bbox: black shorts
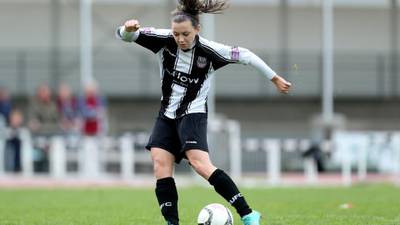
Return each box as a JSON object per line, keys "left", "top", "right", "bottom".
{"left": 145, "top": 112, "right": 209, "bottom": 163}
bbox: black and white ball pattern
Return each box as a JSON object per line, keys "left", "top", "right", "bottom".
{"left": 197, "top": 203, "right": 234, "bottom": 225}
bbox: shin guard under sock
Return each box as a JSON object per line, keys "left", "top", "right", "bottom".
{"left": 155, "top": 177, "right": 179, "bottom": 224}
{"left": 208, "top": 169, "right": 252, "bottom": 217}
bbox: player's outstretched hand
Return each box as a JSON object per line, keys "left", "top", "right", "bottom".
{"left": 271, "top": 75, "right": 292, "bottom": 94}
{"left": 124, "top": 19, "right": 141, "bottom": 32}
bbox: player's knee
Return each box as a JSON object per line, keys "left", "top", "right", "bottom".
{"left": 189, "top": 158, "right": 208, "bottom": 174}
{"left": 152, "top": 157, "right": 170, "bottom": 173}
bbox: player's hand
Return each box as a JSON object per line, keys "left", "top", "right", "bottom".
{"left": 124, "top": 19, "right": 141, "bottom": 32}
{"left": 271, "top": 75, "right": 292, "bottom": 94}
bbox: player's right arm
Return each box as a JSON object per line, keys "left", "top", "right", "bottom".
{"left": 116, "top": 19, "right": 172, "bottom": 54}
{"left": 116, "top": 19, "right": 140, "bottom": 42}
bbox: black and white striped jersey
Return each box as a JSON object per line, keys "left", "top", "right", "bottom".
{"left": 117, "top": 26, "right": 276, "bottom": 119}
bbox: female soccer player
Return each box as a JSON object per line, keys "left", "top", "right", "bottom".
{"left": 116, "top": 0, "right": 291, "bottom": 224}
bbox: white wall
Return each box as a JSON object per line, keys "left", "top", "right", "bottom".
{"left": 0, "top": 2, "right": 394, "bottom": 51}
{"left": 0, "top": 3, "right": 51, "bottom": 48}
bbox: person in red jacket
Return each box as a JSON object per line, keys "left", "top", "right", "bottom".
{"left": 78, "top": 82, "right": 107, "bottom": 137}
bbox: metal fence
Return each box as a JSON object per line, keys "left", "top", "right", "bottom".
{"left": 2, "top": 128, "right": 399, "bottom": 186}
{"left": 0, "top": 48, "right": 398, "bottom": 98}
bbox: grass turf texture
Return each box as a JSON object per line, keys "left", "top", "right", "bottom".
{"left": 0, "top": 184, "right": 399, "bottom": 225}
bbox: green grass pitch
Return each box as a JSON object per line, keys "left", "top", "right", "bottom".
{"left": 0, "top": 184, "right": 399, "bottom": 225}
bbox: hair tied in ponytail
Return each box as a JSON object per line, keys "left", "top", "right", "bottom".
{"left": 173, "top": 0, "right": 229, "bottom": 27}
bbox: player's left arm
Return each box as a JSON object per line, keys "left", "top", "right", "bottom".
{"left": 201, "top": 38, "right": 291, "bottom": 94}
{"left": 241, "top": 48, "right": 292, "bottom": 94}
{"left": 233, "top": 47, "right": 292, "bottom": 94}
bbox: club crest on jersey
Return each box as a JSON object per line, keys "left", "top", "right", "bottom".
{"left": 196, "top": 56, "right": 208, "bottom": 68}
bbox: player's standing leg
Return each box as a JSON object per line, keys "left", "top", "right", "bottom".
{"left": 186, "top": 150, "right": 261, "bottom": 225}
{"left": 151, "top": 148, "right": 179, "bottom": 225}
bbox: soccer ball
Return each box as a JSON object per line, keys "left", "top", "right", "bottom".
{"left": 197, "top": 203, "right": 234, "bottom": 225}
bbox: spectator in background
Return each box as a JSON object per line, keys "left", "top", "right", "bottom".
{"left": 79, "top": 81, "right": 107, "bottom": 137}
{"left": 29, "top": 84, "right": 60, "bottom": 135}
{"left": 4, "top": 109, "right": 24, "bottom": 172}
{"left": 57, "top": 83, "right": 79, "bottom": 136}
{"left": 28, "top": 84, "right": 60, "bottom": 172}
{"left": 0, "top": 87, "right": 12, "bottom": 125}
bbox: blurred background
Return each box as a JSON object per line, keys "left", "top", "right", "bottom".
{"left": 0, "top": 0, "right": 399, "bottom": 186}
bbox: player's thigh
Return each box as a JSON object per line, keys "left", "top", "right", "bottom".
{"left": 178, "top": 113, "right": 209, "bottom": 152}
{"left": 146, "top": 114, "right": 181, "bottom": 159}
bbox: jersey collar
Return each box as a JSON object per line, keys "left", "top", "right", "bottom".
{"left": 181, "top": 35, "right": 200, "bottom": 52}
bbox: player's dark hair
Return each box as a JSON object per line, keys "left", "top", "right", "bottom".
{"left": 172, "top": 0, "right": 229, "bottom": 27}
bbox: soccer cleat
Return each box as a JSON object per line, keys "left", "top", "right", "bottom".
{"left": 241, "top": 210, "right": 261, "bottom": 225}
{"left": 167, "top": 221, "right": 177, "bottom": 225}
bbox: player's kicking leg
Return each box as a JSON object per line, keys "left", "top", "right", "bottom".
{"left": 186, "top": 150, "right": 262, "bottom": 225}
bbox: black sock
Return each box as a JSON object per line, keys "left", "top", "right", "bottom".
{"left": 155, "top": 177, "right": 179, "bottom": 225}
{"left": 208, "top": 169, "right": 252, "bottom": 217}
